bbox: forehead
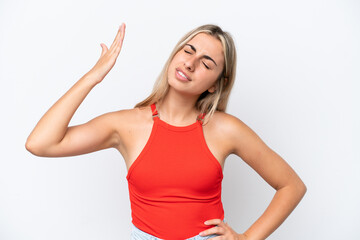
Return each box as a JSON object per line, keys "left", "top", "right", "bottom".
{"left": 186, "top": 33, "right": 224, "bottom": 63}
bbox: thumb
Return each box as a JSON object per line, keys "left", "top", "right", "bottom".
{"left": 100, "top": 43, "right": 108, "bottom": 57}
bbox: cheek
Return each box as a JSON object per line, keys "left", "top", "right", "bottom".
{"left": 170, "top": 53, "right": 182, "bottom": 65}
{"left": 199, "top": 70, "right": 219, "bottom": 84}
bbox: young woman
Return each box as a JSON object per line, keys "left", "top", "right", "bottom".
{"left": 26, "top": 23, "right": 307, "bottom": 240}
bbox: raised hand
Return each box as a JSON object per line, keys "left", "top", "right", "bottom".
{"left": 87, "top": 23, "right": 126, "bottom": 84}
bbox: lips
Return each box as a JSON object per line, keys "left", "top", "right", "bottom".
{"left": 175, "top": 68, "right": 191, "bottom": 81}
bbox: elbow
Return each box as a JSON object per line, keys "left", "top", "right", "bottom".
{"left": 25, "top": 140, "right": 37, "bottom": 155}
{"left": 25, "top": 137, "right": 33, "bottom": 152}
{"left": 300, "top": 180, "right": 307, "bottom": 197}
{"left": 25, "top": 139, "right": 44, "bottom": 156}
{"left": 279, "top": 177, "right": 307, "bottom": 199}
{"left": 294, "top": 178, "right": 307, "bottom": 200}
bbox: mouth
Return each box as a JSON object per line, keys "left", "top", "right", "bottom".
{"left": 175, "top": 68, "right": 191, "bottom": 81}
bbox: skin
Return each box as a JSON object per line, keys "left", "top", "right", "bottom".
{"left": 25, "top": 23, "right": 306, "bottom": 240}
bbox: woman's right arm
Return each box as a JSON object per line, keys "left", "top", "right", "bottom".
{"left": 25, "top": 23, "right": 126, "bottom": 157}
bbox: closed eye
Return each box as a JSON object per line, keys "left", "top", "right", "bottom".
{"left": 202, "top": 62, "right": 210, "bottom": 69}
{"left": 184, "top": 47, "right": 210, "bottom": 69}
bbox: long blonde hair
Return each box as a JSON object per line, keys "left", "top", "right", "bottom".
{"left": 134, "top": 24, "right": 237, "bottom": 124}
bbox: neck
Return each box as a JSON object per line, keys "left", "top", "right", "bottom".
{"left": 157, "top": 88, "right": 200, "bottom": 125}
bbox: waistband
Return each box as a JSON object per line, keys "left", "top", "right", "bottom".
{"left": 130, "top": 218, "right": 226, "bottom": 240}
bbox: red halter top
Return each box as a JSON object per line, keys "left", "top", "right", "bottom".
{"left": 126, "top": 103, "right": 224, "bottom": 239}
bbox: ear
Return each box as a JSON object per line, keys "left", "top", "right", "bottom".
{"left": 208, "top": 85, "right": 216, "bottom": 93}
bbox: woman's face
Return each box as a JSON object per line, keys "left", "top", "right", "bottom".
{"left": 167, "top": 33, "right": 224, "bottom": 96}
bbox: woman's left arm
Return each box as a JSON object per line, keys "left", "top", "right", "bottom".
{"left": 200, "top": 114, "right": 307, "bottom": 240}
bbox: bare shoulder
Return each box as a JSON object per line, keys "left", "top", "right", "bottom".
{"left": 104, "top": 105, "right": 152, "bottom": 127}
{"left": 207, "top": 111, "right": 306, "bottom": 193}
{"left": 92, "top": 106, "right": 152, "bottom": 146}
{"left": 110, "top": 105, "right": 153, "bottom": 143}
{"left": 205, "top": 111, "right": 260, "bottom": 154}
{"left": 205, "top": 111, "right": 250, "bottom": 135}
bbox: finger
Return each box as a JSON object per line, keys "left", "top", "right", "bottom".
{"left": 109, "top": 23, "right": 125, "bottom": 51}
{"left": 199, "top": 226, "right": 224, "bottom": 237}
{"left": 120, "top": 22, "right": 126, "bottom": 40}
{"left": 108, "top": 24, "right": 122, "bottom": 51}
{"left": 114, "top": 23, "right": 126, "bottom": 53}
{"left": 100, "top": 43, "right": 108, "bottom": 57}
{"left": 113, "top": 23, "right": 126, "bottom": 53}
{"left": 119, "top": 23, "right": 126, "bottom": 46}
{"left": 204, "top": 219, "right": 224, "bottom": 226}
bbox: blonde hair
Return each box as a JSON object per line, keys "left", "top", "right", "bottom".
{"left": 134, "top": 24, "right": 237, "bottom": 124}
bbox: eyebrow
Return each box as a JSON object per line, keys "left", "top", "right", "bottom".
{"left": 185, "top": 44, "right": 218, "bottom": 66}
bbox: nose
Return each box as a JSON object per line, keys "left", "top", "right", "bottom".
{"left": 184, "top": 56, "right": 195, "bottom": 72}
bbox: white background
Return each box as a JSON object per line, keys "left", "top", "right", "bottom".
{"left": 1, "top": 0, "right": 359, "bottom": 239}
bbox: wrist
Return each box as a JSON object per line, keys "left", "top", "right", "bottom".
{"left": 237, "top": 233, "right": 248, "bottom": 240}
{"left": 238, "top": 233, "right": 251, "bottom": 240}
{"left": 81, "top": 73, "right": 102, "bottom": 87}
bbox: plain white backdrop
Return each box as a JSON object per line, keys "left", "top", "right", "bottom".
{"left": 1, "top": 0, "right": 359, "bottom": 239}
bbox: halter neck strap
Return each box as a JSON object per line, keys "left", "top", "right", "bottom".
{"left": 151, "top": 103, "right": 159, "bottom": 118}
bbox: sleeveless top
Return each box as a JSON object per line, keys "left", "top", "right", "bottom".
{"left": 126, "top": 103, "right": 224, "bottom": 240}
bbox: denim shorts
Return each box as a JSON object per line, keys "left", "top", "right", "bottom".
{"left": 130, "top": 219, "right": 226, "bottom": 240}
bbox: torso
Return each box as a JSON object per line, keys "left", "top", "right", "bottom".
{"left": 113, "top": 106, "right": 234, "bottom": 173}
